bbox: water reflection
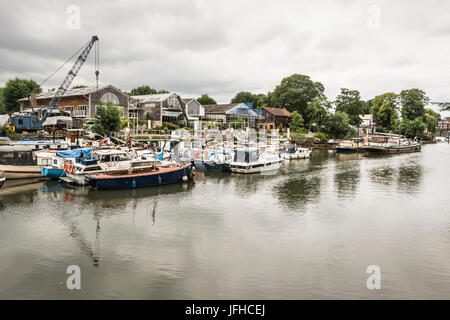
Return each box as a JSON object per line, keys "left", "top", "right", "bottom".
{"left": 370, "top": 165, "right": 395, "bottom": 186}
{"left": 334, "top": 167, "right": 360, "bottom": 199}
{"left": 397, "top": 161, "right": 423, "bottom": 193}
{"left": 276, "top": 174, "right": 322, "bottom": 209}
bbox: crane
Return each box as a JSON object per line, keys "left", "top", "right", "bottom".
{"left": 41, "top": 35, "right": 99, "bottom": 125}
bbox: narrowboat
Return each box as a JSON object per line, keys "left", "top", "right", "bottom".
{"left": 335, "top": 139, "right": 364, "bottom": 153}
{"left": 85, "top": 164, "right": 193, "bottom": 190}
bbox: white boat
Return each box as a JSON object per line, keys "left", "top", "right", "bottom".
{"left": 281, "top": 145, "right": 312, "bottom": 160}
{"left": 230, "top": 147, "right": 283, "bottom": 174}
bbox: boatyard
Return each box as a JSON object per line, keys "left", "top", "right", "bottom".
{"left": 3, "top": 1, "right": 450, "bottom": 306}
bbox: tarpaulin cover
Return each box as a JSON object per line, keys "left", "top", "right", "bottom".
{"left": 56, "top": 148, "right": 92, "bottom": 158}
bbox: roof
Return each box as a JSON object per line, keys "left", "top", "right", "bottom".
{"left": 18, "top": 85, "right": 121, "bottom": 101}
{"left": 131, "top": 93, "right": 176, "bottom": 103}
{"left": 263, "top": 107, "right": 291, "bottom": 117}
{"left": 181, "top": 98, "right": 195, "bottom": 104}
{"left": 203, "top": 103, "right": 240, "bottom": 114}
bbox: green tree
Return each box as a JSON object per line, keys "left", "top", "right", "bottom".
{"left": 93, "top": 102, "right": 122, "bottom": 135}
{"left": 72, "top": 85, "right": 88, "bottom": 89}
{"left": 197, "top": 94, "right": 217, "bottom": 105}
{"left": 270, "top": 74, "right": 325, "bottom": 123}
{"left": 398, "top": 118, "right": 426, "bottom": 139}
{"left": 278, "top": 123, "right": 284, "bottom": 134}
{"left": 306, "top": 97, "right": 331, "bottom": 132}
{"left": 400, "top": 89, "right": 429, "bottom": 121}
{"left": 324, "top": 111, "right": 354, "bottom": 139}
{"left": 130, "top": 85, "right": 169, "bottom": 96}
{"left": 289, "top": 111, "right": 305, "bottom": 133}
{"left": 230, "top": 91, "right": 267, "bottom": 108}
{"left": 335, "top": 88, "right": 365, "bottom": 126}
{"left": 3, "top": 78, "right": 42, "bottom": 113}
{"left": 0, "top": 88, "right": 5, "bottom": 114}
{"left": 423, "top": 108, "right": 440, "bottom": 135}
{"left": 371, "top": 93, "right": 399, "bottom": 132}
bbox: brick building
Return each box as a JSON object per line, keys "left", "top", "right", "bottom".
{"left": 258, "top": 107, "right": 291, "bottom": 130}
{"left": 18, "top": 85, "right": 131, "bottom": 119}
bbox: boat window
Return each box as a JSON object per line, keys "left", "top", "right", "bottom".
{"left": 83, "top": 166, "right": 102, "bottom": 172}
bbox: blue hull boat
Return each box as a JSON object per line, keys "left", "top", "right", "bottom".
{"left": 204, "top": 162, "right": 230, "bottom": 171}
{"left": 86, "top": 164, "right": 193, "bottom": 190}
{"left": 41, "top": 167, "right": 66, "bottom": 179}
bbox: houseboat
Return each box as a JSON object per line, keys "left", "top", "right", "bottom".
{"left": 0, "top": 140, "right": 69, "bottom": 179}
{"left": 335, "top": 139, "right": 364, "bottom": 153}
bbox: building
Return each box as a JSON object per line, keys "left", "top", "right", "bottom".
{"left": 18, "top": 85, "right": 131, "bottom": 119}
{"left": 131, "top": 93, "right": 187, "bottom": 128}
{"left": 202, "top": 103, "right": 262, "bottom": 128}
{"left": 181, "top": 98, "right": 205, "bottom": 127}
{"left": 360, "top": 114, "right": 376, "bottom": 134}
{"left": 438, "top": 117, "right": 450, "bottom": 132}
{"left": 258, "top": 107, "right": 291, "bottom": 130}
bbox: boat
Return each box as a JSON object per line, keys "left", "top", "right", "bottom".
{"left": 335, "top": 139, "right": 364, "bottom": 153}
{"left": 85, "top": 164, "right": 193, "bottom": 190}
{"left": 230, "top": 147, "right": 283, "bottom": 174}
{"left": 362, "top": 139, "right": 421, "bottom": 154}
{"left": 0, "top": 172, "right": 5, "bottom": 189}
{"left": 0, "top": 140, "right": 69, "bottom": 179}
{"left": 40, "top": 148, "right": 92, "bottom": 179}
{"left": 281, "top": 145, "right": 312, "bottom": 159}
{"left": 204, "top": 150, "right": 233, "bottom": 171}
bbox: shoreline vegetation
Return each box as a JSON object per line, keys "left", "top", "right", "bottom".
{"left": 0, "top": 74, "right": 446, "bottom": 142}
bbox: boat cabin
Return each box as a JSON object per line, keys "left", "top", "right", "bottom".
{"left": 233, "top": 148, "right": 259, "bottom": 163}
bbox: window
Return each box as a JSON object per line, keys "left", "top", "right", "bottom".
{"left": 74, "top": 105, "right": 87, "bottom": 117}
{"left": 18, "top": 119, "right": 23, "bottom": 125}
{"left": 100, "top": 92, "right": 120, "bottom": 105}
{"left": 64, "top": 105, "right": 74, "bottom": 112}
{"left": 145, "top": 103, "right": 156, "bottom": 108}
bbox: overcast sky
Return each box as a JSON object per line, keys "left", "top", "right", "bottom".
{"left": 1, "top": 0, "right": 450, "bottom": 115}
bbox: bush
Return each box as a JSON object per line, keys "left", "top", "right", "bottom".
{"left": 314, "top": 132, "right": 328, "bottom": 142}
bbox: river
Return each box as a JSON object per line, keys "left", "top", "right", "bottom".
{"left": 0, "top": 143, "right": 449, "bottom": 299}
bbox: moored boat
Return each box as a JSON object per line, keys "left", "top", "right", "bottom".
{"left": 362, "top": 140, "right": 421, "bottom": 154}
{"left": 230, "top": 148, "right": 283, "bottom": 174}
{"left": 0, "top": 177, "right": 5, "bottom": 189}
{"left": 204, "top": 150, "right": 232, "bottom": 171}
{"left": 85, "top": 164, "right": 193, "bottom": 190}
{"left": 281, "top": 145, "right": 312, "bottom": 159}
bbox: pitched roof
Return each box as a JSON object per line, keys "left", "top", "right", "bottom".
{"left": 181, "top": 98, "right": 195, "bottom": 104}
{"left": 263, "top": 107, "right": 291, "bottom": 117}
{"left": 203, "top": 103, "right": 239, "bottom": 114}
{"left": 131, "top": 93, "right": 176, "bottom": 103}
{"left": 17, "top": 85, "right": 118, "bottom": 101}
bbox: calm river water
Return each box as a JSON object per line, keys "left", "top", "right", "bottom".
{"left": 0, "top": 143, "right": 449, "bottom": 299}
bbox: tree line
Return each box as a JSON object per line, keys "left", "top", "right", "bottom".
{"left": 0, "top": 74, "right": 443, "bottom": 139}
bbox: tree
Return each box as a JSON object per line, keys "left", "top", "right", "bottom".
{"left": 335, "top": 88, "right": 365, "bottom": 126}
{"left": 0, "top": 88, "right": 5, "bottom": 114}
{"left": 130, "top": 85, "right": 169, "bottom": 96}
{"left": 324, "top": 111, "right": 354, "bottom": 139}
{"left": 3, "top": 78, "right": 42, "bottom": 113}
{"left": 72, "top": 85, "right": 88, "bottom": 89}
{"left": 398, "top": 118, "right": 426, "bottom": 139}
{"left": 305, "top": 97, "right": 331, "bottom": 132}
{"left": 270, "top": 74, "right": 325, "bottom": 123}
{"left": 400, "top": 89, "right": 429, "bottom": 121}
{"left": 371, "top": 93, "right": 399, "bottom": 132}
{"left": 289, "top": 111, "right": 305, "bottom": 133}
{"left": 93, "top": 102, "right": 122, "bottom": 135}
{"left": 230, "top": 91, "right": 267, "bottom": 108}
{"left": 423, "top": 109, "right": 439, "bottom": 135}
{"left": 197, "top": 94, "right": 217, "bottom": 105}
